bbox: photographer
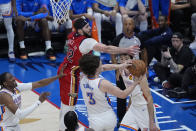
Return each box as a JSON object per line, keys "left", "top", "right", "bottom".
{"left": 153, "top": 32, "right": 195, "bottom": 89}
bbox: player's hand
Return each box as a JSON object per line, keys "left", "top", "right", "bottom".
{"left": 68, "top": 93, "right": 78, "bottom": 97}
{"left": 39, "top": 92, "right": 50, "bottom": 103}
{"left": 126, "top": 45, "right": 140, "bottom": 56}
{"left": 58, "top": 64, "right": 67, "bottom": 78}
{"left": 119, "top": 60, "right": 132, "bottom": 70}
{"left": 150, "top": 122, "right": 160, "bottom": 131}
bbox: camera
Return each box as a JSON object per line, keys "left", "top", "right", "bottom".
{"left": 161, "top": 45, "right": 168, "bottom": 52}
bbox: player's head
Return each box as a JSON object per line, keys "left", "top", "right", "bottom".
{"left": 74, "top": 18, "right": 91, "bottom": 37}
{"left": 79, "top": 54, "right": 101, "bottom": 77}
{"left": 0, "top": 72, "right": 17, "bottom": 89}
{"left": 120, "top": 54, "right": 131, "bottom": 63}
{"left": 123, "top": 17, "right": 135, "bottom": 36}
{"left": 64, "top": 111, "right": 79, "bottom": 131}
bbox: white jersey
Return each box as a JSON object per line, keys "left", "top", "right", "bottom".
{"left": 0, "top": 88, "right": 21, "bottom": 127}
{"left": 0, "top": 82, "right": 32, "bottom": 127}
{"left": 80, "top": 76, "right": 113, "bottom": 116}
{"left": 122, "top": 74, "right": 147, "bottom": 106}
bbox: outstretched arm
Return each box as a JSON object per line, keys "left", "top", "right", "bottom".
{"left": 0, "top": 92, "right": 49, "bottom": 120}
{"left": 102, "top": 61, "right": 131, "bottom": 72}
{"left": 99, "top": 79, "right": 139, "bottom": 99}
{"left": 93, "top": 43, "right": 139, "bottom": 56}
{"left": 140, "top": 76, "right": 159, "bottom": 131}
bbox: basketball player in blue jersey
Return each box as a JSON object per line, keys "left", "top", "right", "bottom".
{"left": 0, "top": 67, "right": 65, "bottom": 131}
{"left": 92, "top": 0, "right": 123, "bottom": 43}
{"left": 119, "top": 0, "right": 148, "bottom": 32}
{"left": 79, "top": 54, "right": 142, "bottom": 131}
{"left": 0, "top": 0, "right": 17, "bottom": 62}
{"left": 15, "top": 0, "right": 56, "bottom": 61}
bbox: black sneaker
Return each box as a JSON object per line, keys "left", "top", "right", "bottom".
{"left": 20, "top": 48, "right": 28, "bottom": 60}
{"left": 46, "top": 48, "right": 56, "bottom": 61}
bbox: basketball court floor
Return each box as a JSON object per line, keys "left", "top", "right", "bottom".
{"left": 0, "top": 53, "right": 195, "bottom": 131}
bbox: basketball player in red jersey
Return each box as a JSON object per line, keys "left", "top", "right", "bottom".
{"left": 57, "top": 18, "right": 140, "bottom": 131}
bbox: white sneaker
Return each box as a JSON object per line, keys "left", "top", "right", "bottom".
{"left": 189, "top": 41, "right": 196, "bottom": 49}
{"left": 8, "top": 52, "right": 15, "bottom": 62}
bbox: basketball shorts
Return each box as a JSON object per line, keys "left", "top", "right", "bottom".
{"left": 119, "top": 104, "right": 149, "bottom": 131}
{"left": 88, "top": 109, "right": 117, "bottom": 131}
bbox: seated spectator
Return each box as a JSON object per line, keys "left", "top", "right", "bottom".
{"left": 64, "top": 111, "right": 94, "bottom": 131}
{"left": 0, "top": 0, "right": 17, "bottom": 61}
{"left": 92, "top": 0, "right": 123, "bottom": 42}
{"left": 16, "top": 0, "right": 56, "bottom": 61}
{"left": 153, "top": 32, "right": 195, "bottom": 89}
{"left": 69, "top": 0, "right": 94, "bottom": 21}
{"left": 137, "top": 15, "right": 173, "bottom": 65}
{"left": 148, "top": 0, "right": 170, "bottom": 28}
{"left": 171, "top": 64, "right": 196, "bottom": 97}
{"left": 170, "top": 0, "right": 191, "bottom": 33}
{"left": 119, "top": 0, "right": 148, "bottom": 31}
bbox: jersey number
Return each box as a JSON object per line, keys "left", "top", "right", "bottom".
{"left": 67, "top": 49, "right": 74, "bottom": 63}
{"left": 86, "top": 92, "right": 96, "bottom": 105}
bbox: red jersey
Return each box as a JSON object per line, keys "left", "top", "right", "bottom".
{"left": 58, "top": 32, "right": 91, "bottom": 105}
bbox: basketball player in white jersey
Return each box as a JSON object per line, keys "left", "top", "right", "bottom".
{"left": 118, "top": 55, "right": 159, "bottom": 131}
{"left": 79, "top": 54, "right": 142, "bottom": 131}
{"left": 0, "top": 68, "right": 65, "bottom": 131}
{"left": 0, "top": 0, "right": 17, "bottom": 61}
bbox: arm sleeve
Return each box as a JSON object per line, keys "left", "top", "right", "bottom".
{"left": 16, "top": 82, "right": 33, "bottom": 92}
{"left": 16, "top": 0, "right": 34, "bottom": 17}
{"left": 79, "top": 38, "right": 98, "bottom": 54}
{"left": 30, "top": 12, "right": 48, "bottom": 20}
{"left": 15, "top": 100, "right": 41, "bottom": 120}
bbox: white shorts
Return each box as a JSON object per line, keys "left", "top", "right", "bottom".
{"left": 59, "top": 102, "right": 75, "bottom": 131}
{"left": 0, "top": 125, "right": 21, "bottom": 131}
{"left": 48, "top": 19, "right": 72, "bottom": 32}
{"left": 119, "top": 104, "right": 149, "bottom": 131}
{"left": 88, "top": 109, "right": 117, "bottom": 131}
{"left": 0, "top": 2, "right": 12, "bottom": 17}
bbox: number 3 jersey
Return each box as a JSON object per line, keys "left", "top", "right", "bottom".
{"left": 80, "top": 76, "right": 113, "bottom": 116}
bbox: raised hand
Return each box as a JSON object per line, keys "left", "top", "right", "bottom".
{"left": 39, "top": 92, "right": 50, "bottom": 103}
{"left": 127, "top": 45, "right": 140, "bottom": 56}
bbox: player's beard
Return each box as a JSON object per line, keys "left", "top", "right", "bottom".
{"left": 83, "top": 31, "right": 91, "bottom": 38}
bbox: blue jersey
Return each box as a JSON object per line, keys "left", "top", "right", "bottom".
{"left": 70, "top": 0, "right": 92, "bottom": 14}
{"left": 119, "top": 0, "right": 145, "bottom": 11}
{"left": 0, "top": 0, "right": 11, "bottom": 4}
{"left": 16, "top": 0, "right": 49, "bottom": 20}
{"left": 92, "top": 0, "right": 120, "bottom": 11}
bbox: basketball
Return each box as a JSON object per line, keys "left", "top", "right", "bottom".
{"left": 127, "top": 60, "right": 146, "bottom": 77}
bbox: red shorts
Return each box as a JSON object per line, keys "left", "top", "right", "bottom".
{"left": 58, "top": 65, "right": 80, "bottom": 106}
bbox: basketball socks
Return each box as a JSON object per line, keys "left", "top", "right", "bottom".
{"left": 45, "top": 41, "right": 52, "bottom": 51}
{"left": 140, "top": 20, "right": 148, "bottom": 31}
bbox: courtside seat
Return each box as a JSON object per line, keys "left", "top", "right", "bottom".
{"left": 0, "top": 21, "right": 66, "bottom": 58}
